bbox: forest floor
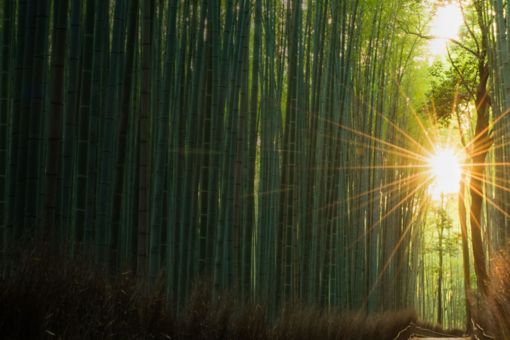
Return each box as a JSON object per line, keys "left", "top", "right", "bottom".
{"left": 410, "top": 338, "right": 470, "bottom": 340}
{"left": 0, "top": 242, "right": 480, "bottom": 339}
{"left": 0, "top": 251, "right": 467, "bottom": 339}
{"left": 394, "top": 321, "right": 470, "bottom": 339}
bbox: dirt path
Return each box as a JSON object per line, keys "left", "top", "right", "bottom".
{"left": 394, "top": 321, "right": 495, "bottom": 339}
{"left": 409, "top": 338, "right": 470, "bottom": 340}
{"left": 393, "top": 322, "right": 470, "bottom": 339}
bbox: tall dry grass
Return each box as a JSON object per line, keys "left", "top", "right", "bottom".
{"left": 0, "top": 243, "right": 464, "bottom": 339}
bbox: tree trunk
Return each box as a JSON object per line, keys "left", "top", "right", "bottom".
{"left": 469, "top": 0, "right": 492, "bottom": 297}
{"left": 469, "top": 59, "right": 491, "bottom": 297}
{"left": 43, "top": 0, "right": 68, "bottom": 240}
{"left": 137, "top": 0, "right": 153, "bottom": 280}
{"left": 459, "top": 177, "right": 472, "bottom": 331}
{"left": 437, "top": 200, "right": 444, "bottom": 325}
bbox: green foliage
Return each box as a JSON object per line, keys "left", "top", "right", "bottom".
{"left": 426, "top": 54, "right": 476, "bottom": 124}
{"left": 419, "top": 195, "right": 467, "bottom": 328}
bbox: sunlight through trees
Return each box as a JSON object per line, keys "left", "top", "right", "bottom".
{"left": 2, "top": 0, "right": 510, "bottom": 334}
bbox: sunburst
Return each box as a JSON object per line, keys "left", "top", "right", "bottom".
{"left": 427, "top": 147, "right": 463, "bottom": 200}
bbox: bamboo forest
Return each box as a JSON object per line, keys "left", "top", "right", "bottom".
{"left": 5, "top": 0, "right": 510, "bottom": 339}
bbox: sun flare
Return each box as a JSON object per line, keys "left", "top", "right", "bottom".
{"left": 427, "top": 148, "right": 462, "bottom": 200}
{"left": 428, "top": 3, "right": 464, "bottom": 57}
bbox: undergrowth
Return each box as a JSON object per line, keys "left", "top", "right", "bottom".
{"left": 0, "top": 244, "right": 465, "bottom": 339}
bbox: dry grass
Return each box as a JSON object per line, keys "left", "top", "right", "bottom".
{"left": 0, "top": 244, "right": 464, "bottom": 339}
{"left": 0, "top": 245, "right": 174, "bottom": 339}
{"left": 271, "top": 307, "right": 418, "bottom": 340}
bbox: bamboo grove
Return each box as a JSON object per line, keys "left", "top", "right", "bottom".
{"left": 467, "top": 0, "right": 510, "bottom": 284}
{"left": 489, "top": 0, "right": 510, "bottom": 250}
{"left": 3, "top": 0, "right": 510, "bottom": 326}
